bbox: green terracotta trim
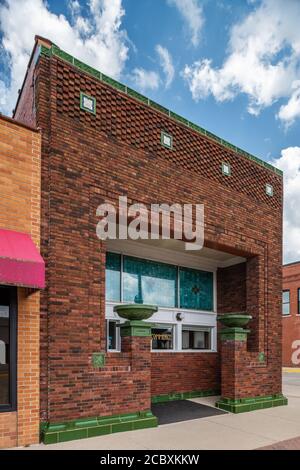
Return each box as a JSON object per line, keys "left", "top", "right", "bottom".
{"left": 216, "top": 394, "right": 288, "bottom": 413}
{"left": 151, "top": 389, "right": 220, "bottom": 404}
{"left": 80, "top": 91, "right": 96, "bottom": 114}
{"left": 258, "top": 352, "right": 266, "bottom": 363}
{"left": 220, "top": 327, "right": 250, "bottom": 341}
{"left": 161, "top": 131, "right": 173, "bottom": 149}
{"left": 221, "top": 161, "right": 231, "bottom": 176}
{"left": 38, "top": 42, "right": 282, "bottom": 177}
{"left": 41, "top": 410, "right": 158, "bottom": 444}
{"left": 120, "top": 320, "right": 153, "bottom": 337}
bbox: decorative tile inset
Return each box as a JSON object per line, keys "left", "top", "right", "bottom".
{"left": 266, "top": 184, "right": 274, "bottom": 197}
{"left": 222, "top": 162, "right": 231, "bottom": 176}
{"left": 92, "top": 352, "right": 105, "bottom": 368}
{"left": 161, "top": 131, "right": 173, "bottom": 149}
{"left": 80, "top": 92, "right": 96, "bottom": 114}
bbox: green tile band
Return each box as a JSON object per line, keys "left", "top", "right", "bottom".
{"left": 38, "top": 42, "right": 282, "bottom": 177}
{"left": 151, "top": 389, "right": 220, "bottom": 403}
{"left": 216, "top": 394, "right": 288, "bottom": 413}
{"left": 41, "top": 410, "right": 158, "bottom": 444}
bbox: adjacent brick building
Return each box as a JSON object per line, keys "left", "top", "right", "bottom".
{"left": 6, "top": 35, "right": 286, "bottom": 445}
{"left": 0, "top": 115, "right": 44, "bottom": 448}
{"left": 282, "top": 262, "right": 300, "bottom": 367}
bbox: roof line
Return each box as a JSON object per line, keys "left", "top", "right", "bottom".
{"left": 0, "top": 113, "right": 39, "bottom": 133}
{"left": 32, "top": 39, "right": 283, "bottom": 177}
{"left": 283, "top": 261, "right": 300, "bottom": 267}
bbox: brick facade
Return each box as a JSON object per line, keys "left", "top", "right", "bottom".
{"left": 0, "top": 115, "right": 41, "bottom": 447}
{"left": 13, "top": 38, "right": 284, "bottom": 434}
{"left": 282, "top": 262, "right": 300, "bottom": 367}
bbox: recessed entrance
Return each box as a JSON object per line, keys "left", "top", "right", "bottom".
{"left": 152, "top": 400, "right": 226, "bottom": 425}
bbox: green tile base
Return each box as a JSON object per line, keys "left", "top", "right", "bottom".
{"left": 151, "top": 389, "right": 220, "bottom": 404}
{"left": 41, "top": 410, "right": 157, "bottom": 444}
{"left": 215, "top": 394, "right": 288, "bottom": 413}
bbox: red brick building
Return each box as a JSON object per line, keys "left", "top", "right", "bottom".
{"left": 282, "top": 262, "right": 300, "bottom": 367}
{"left": 7, "top": 35, "right": 287, "bottom": 445}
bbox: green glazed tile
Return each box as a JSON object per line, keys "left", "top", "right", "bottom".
{"left": 112, "top": 421, "right": 133, "bottom": 433}
{"left": 87, "top": 425, "right": 111, "bottom": 438}
{"left": 58, "top": 428, "right": 88, "bottom": 443}
{"left": 43, "top": 433, "right": 58, "bottom": 445}
{"left": 101, "top": 74, "right": 126, "bottom": 92}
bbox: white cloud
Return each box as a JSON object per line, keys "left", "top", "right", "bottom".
{"left": 167, "top": 0, "right": 204, "bottom": 47}
{"left": 0, "top": 0, "right": 129, "bottom": 116}
{"left": 182, "top": 0, "right": 300, "bottom": 124}
{"left": 277, "top": 80, "right": 300, "bottom": 127}
{"left": 131, "top": 68, "right": 160, "bottom": 92}
{"left": 271, "top": 147, "right": 300, "bottom": 263}
{"left": 156, "top": 45, "right": 175, "bottom": 88}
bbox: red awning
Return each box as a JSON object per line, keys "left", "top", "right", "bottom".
{"left": 0, "top": 229, "right": 45, "bottom": 289}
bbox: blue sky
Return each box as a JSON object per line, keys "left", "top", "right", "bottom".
{"left": 0, "top": 0, "right": 300, "bottom": 262}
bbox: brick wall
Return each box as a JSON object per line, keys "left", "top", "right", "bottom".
{"left": 151, "top": 353, "right": 219, "bottom": 396}
{"left": 282, "top": 263, "right": 300, "bottom": 367}
{"left": 14, "top": 39, "right": 283, "bottom": 425}
{"left": 0, "top": 115, "right": 41, "bottom": 447}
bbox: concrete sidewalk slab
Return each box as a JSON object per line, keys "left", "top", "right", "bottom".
{"left": 17, "top": 373, "right": 300, "bottom": 450}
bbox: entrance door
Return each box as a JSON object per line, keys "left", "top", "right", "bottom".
{"left": 0, "top": 286, "right": 17, "bottom": 411}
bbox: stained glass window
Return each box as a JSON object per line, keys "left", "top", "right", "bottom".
{"left": 123, "top": 256, "right": 177, "bottom": 307}
{"left": 179, "top": 267, "right": 213, "bottom": 311}
{"left": 105, "top": 252, "right": 214, "bottom": 312}
{"left": 105, "top": 252, "right": 121, "bottom": 301}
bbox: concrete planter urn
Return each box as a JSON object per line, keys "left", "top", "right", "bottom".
{"left": 217, "top": 313, "right": 252, "bottom": 328}
{"left": 114, "top": 303, "right": 158, "bottom": 321}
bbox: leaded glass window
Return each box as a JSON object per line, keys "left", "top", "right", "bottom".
{"left": 123, "top": 256, "right": 177, "bottom": 307}
{"left": 179, "top": 267, "right": 213, "bottom": 311}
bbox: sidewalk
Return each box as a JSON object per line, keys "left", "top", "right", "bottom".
{"left": 21, "top": 372, "right": 300, "bottom": 450}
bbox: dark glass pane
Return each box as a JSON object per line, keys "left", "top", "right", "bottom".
{"left": 179, "top": 267, "right": 213, "bottom": 311}
{"left": 0, "top": 288, "right": 10, "bottom": 406}
{"left": 105, "top": 252, "right": 121, "bottom": 301}
{"left": 182, "top": 328, "right": 210, "bottom": 350}
{"left": 108, "top": 321, "right": 117, "bottom": 350}
{"left": 123, "top": 256, "right": 177, "bottom": 307}
{"left": 152, "top": 326, "right": 173, "bottom": 350}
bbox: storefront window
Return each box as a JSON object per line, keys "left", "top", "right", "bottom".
{"left": 182, "top": 326, "right": 211, "bottom": 350}
{"left": 105, "top": 252, "right": 121, "bottom": 301}
{"left": 123, "top": 256, "right": 177, "bottom": 307}
{"left": 152, "top": 325, "right": 174, "bottom": 350}
{"left": 0, "top": 286, "right": 16, "bottom": 411}
{"left": 179, "top": 267, "right": 213, "bottom": 311}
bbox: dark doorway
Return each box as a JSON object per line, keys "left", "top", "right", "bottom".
{"left": 152, "top": 400, "right": 226, "bottom": 425}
